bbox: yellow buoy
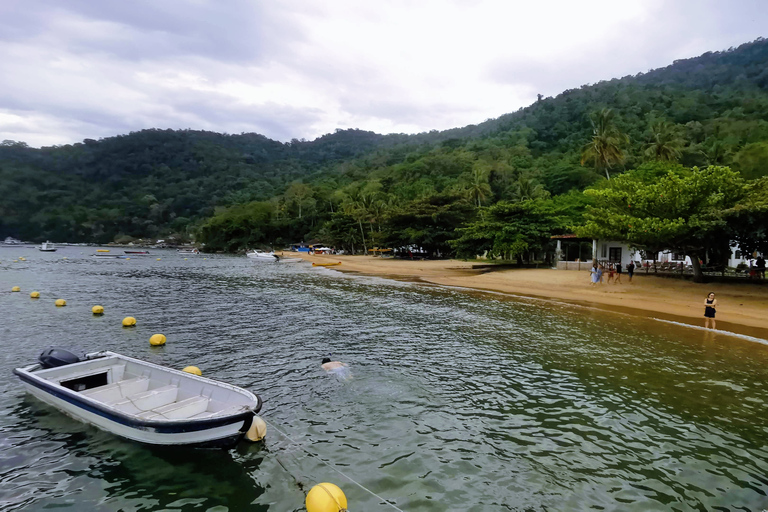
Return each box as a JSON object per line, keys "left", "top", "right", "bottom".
{"left": 92, "top": 305, "right": 104, "bottom": 315}
{"left": 156, "top": 258, "right": 161, "bottom": 261}
{"left": 184, "top": 258, "right": 188, "bottom": 260}
{"left": 19, "top": 257, "right": 26, "bottom": 261}
{"left": 55, "top": 299, "right": 67, "bottom": 307}
{"left": 122, "top": 316, "right": 137, "bottom": 327}
{"left": 30, "top": 291, "right": 40, "bottom": 298}
{"left": 11, "top": 286, "right": 20, "bottom": 292}
{"left": 245, "top": 416, "right": 267, "bottom": 441}
{"left": 97, "top": 249, "right": 110, "bottom": 252}
{"left": 306, "top": 483, "right": 347, "bottom": 512}
{"left": 182, "top": 366, "right": 201, "bottom": 376}
{"left": 149, "top": 334, "right": 166, "bottom": 346}
{"left": 62, "top": 257, "right": 67, "bottom": 260}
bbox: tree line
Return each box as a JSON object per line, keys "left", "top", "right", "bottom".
{"left": 2, "top": 38, "right": 768, "bottom": 269}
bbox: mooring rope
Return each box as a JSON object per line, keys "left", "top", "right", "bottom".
{"left": 264, "top": 418, "right": 406, "bottom": 512}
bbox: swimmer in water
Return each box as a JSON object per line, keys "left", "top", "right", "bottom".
{"left": 321, "top": 356, "right": 351, "bottom": 380}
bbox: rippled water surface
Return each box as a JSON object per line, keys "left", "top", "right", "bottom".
{"left": 2, "top": 247, "right": 768, "bottom": 511}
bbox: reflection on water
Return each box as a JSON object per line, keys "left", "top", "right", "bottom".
{"left": 1, "top": 247, "right": 768, "bottom": 511}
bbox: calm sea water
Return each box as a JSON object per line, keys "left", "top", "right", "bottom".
{"left": 1, "top": 246, "right": 768, "bottom": 511}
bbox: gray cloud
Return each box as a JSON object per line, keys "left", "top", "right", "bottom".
{"left": 0, "top": 1, "right": 765, "bottom": 147}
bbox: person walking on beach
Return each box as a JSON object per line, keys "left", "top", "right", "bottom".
{"left": 590, "top": 263, "right": 600, "bottom": 285}
{"left": 704, "top": 292, "right": 718, "bottom": 330}
{"left": 615, "top": 262, "right": 623, "bottom": 284}
{"left": 627, "top": 261, "right": 635, "bottom": 282}
{"left": 757, "top": 255, "right": 766, "bottom": 279}
{"left": 606, "top": 263, "right": 615, "bottom": 284}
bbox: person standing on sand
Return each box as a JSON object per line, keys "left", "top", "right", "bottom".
{"left": 615, "top": 263, "right": 622, "bottom": 284}
{"left": 627, "top": 261, "right": 635, "bottom": 282}
{"left": 590, "top": 263, "right": 600, "bottom": 285}
{"left": 704, "top": 292, "right": 718, "bottom": 330}
{"left": 757, "top": 255, "right": 766, "bottom": 279}
{"left": 607, "top": 263, "right": 615, "bottom": 284}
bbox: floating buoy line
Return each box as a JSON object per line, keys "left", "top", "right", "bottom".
{"left": 265, "top": 419, "right": 406, "bottom": 512}
{"left": 7, "top": 263, "right": 386, "bottom": 510}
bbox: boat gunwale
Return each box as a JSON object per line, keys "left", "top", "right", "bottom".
{"left": 14, "top": 351, "right": 261, "bottom": 433}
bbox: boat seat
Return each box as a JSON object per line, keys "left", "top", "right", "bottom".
{"left": 189, "top": 404, "right": 249, "bottom": 420}
{"left": 112, "top": 385, "right": 179, "bottom": 414}
{"left": 81, "top": 377, "right": 149, "bottom": 404}
{"left": 136, "top": 396, "right": 210, "bottom": 420}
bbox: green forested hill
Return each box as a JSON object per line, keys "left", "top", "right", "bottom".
{"left": 2, "top": 38, "right": 768, "bottom": 252}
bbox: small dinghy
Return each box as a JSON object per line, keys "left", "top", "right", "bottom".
{"left": 14, "top": 349, "right": 262, "bottom": 448}
{"left": 312, "top": 262, "right": 342, "bottom": 267}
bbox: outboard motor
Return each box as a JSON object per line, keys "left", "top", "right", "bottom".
{"left": 39, "top": 348, "right": 84, "bottom": 369}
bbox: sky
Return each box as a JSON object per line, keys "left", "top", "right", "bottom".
{"left": 0, "top": 0, "right": 766, "bottom": 147}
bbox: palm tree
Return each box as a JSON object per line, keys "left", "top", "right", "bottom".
{"left": 581, "top": 108, "right": 629, "bottom": 180}
{"left": 511, "top": 174, "right": 550, "bottom": 202}
{"left": 644, "top": 120, "right": 684, "bottom": 162}
{"left": 468, "top": 165, "right": 492, "bottom": 207}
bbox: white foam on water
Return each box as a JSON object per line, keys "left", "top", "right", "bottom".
{"left": 649, "top": 318, "right": 768, "bottom": 345}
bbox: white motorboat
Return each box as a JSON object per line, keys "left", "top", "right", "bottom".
{"left": 39, "top": 241, "right": 57, "bottom": 252}
{"left": 14, "top": 350, "right": 262, "bottom": 448}
{"left": 177, "top": 248, "right": 200, "bottom": 254}
{"left": 246, "top": 250, "right": 279, "bottom": 262}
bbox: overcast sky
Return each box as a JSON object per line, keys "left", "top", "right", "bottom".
{"left": 1, "top": 0, "right": 766, "bottom": 147}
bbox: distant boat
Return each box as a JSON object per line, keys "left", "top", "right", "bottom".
{"left": 177, "top": 248, "right": 200, "bottom": 255}
{"left": 124, "top": 250, "right": 150, "bottom": 255}
{"left": 4, "top": 237, "right": 22, "bottom": 245}
{"left": 39, "top": 241, "right": 57, "bottom": 252}
{"left": 312, "top": 262, "right": 342, "bottom": 267}
{"left": 246, "top": 250, "right": 278, "bottom": 262}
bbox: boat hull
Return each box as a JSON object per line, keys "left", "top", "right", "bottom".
{"left": 14, "top": 353, "right": 260, "bottom": 448}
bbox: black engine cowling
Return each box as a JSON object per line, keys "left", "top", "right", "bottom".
{"left": 39, "top": 348, "right": 84, "bottom": 369}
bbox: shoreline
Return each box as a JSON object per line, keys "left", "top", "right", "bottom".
{"left": 285, "top": 252, "right": 768, "bottom": 340}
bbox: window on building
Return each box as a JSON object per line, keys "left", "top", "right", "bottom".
{"left": 609, "top": 247, "right": 622, "bottom": 263}
{"left": 601, "top": 244, "right": 607, "bottom": 258}
{"left": 735, "top": 250, "right": 742, "bottom": 259}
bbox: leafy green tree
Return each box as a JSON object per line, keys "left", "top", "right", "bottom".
{"left": 284, "top": 182, "right": 314, "bottom": 219}
{"left": 383, "top": 193, "right": 475, "bottom": 258}
{"left": 581, "top": 108, "right": 629, "bottom": 180}
{"left": 451, "top": 198, "right": 569, "bottom": 262}
{"left": 733, "top": 142, "right": 768, "bottom": 179}
{"left": 726, "top": 177, "right": 768, "bottom": 256}
{"left": 578, "top": 166, "right": 746, "bottom": 281}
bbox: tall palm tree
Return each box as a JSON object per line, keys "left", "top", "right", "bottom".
{"left": 644, "top": 120, "right": 684, "bottom": 162}
{"left": 581, "top": 108, "right": 629, "bottom": 180}
{"left": 511, "top": 174, "right": 550, "bottom": 202}
{"left": 469, "top": 165, "right": 492, "bottom": 207}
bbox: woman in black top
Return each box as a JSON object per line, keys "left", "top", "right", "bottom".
{"left": 704, "top": 292, "right": 717, "bottom": 330}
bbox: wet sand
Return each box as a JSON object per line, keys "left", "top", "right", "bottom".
{"left": 286, "top": 252, "right": 768, "bottom": 339}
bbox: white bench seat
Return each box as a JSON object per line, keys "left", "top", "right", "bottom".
{"left": 112, "top": 385, "right": 179, "bottom": 414}
{"left": 80, "top": 377, "right": 149, "bottom": 404}
{"left": 136, "top": 396, "right": 210, "bottom": 420}
{"left": 189, "top": 404, "right": 249, "bottom": 420}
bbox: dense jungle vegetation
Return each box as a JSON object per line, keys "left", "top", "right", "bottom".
{"left": 2, "top": 38, "right": 767, "bottom": 273}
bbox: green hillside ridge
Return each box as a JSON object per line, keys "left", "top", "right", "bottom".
{"left": 2, "top": 38, "right": 767, "bottom": 264}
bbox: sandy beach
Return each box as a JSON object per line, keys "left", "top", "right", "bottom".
{"left": 284, "top": 252, "right": 768, "bottom": 339}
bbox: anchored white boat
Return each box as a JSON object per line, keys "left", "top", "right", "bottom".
{"left": 39, "top": 241, "right": 57, "bottom": 252}
{"left": 14, "top": 350, "right": 262, "bottom": 448}
{"left": 246, "top": 250, "right": 279, "bottom": 262}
